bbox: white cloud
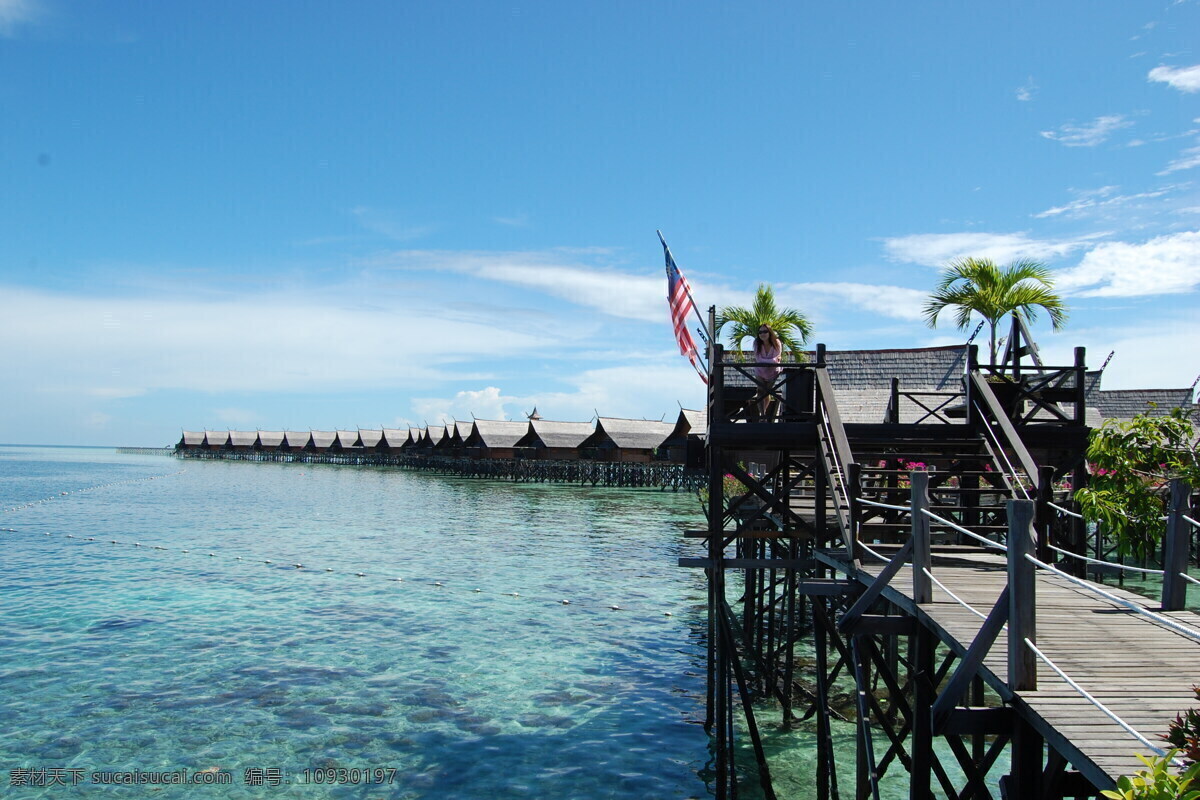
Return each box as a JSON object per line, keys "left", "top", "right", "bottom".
{"left": 1056, "top": 230, "right": 1200, "bottom": 297}
{"left": 1033, "top": 185, "right": 1181, "bottom": 220}
{"left": 0, "top": 285, "right": 542, "bottom": 399}
{"left": 411, "top": 386, "right": 522, "bottom": 423}
{"left": 0, "top": 0, "right": 40, "bottom": 36}
{"left": 883, "top": 232, "right": 1099, "bottom": 267}
{"left": 377, "top": 249, "right": 671, "bottom": 322}
{"left": 1148, "top": 64, "right": 1200, "bottom": 93}
{"left": 350, "top": 207, "right": 437, "bottom": 241}
{"left": 1040, "top": 318, "right": 1200, "bottom": 391}
{"left": 1159, "top": 143, "right": 1200, "bottom": 175}
{"left": 787, "top": 282, "right": 927, "bottom": 321}
{"left": 1016, "top": 77, "right": 1037, "bottom": 102}
{"left": 1040, "top": 115, "right": 1133, "bottom": 147}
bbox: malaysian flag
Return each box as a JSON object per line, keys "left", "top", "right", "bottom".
{"left": 659, "top": 232, "right": 707, "bottom": 383}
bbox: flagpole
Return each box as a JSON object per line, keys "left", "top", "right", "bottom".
{"left": 657, "top": 230, "right": 713, "bottom": 345}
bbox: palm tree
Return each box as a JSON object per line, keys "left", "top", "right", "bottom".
{"left": 716, "top": 283, "right": 813, "bottom": 357}
{"left": 924, "top": 257, "right": 1068, "bottom": 364}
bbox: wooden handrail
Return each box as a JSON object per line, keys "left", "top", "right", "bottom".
{"left": 968, "top": 371, "right": 1041, "bottom": 493}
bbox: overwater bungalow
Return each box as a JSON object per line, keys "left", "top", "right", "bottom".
{"left": 283, "top": 431, "right": 312, "bottom": 452}
{"left": 256, "top": 431, "right": 285, "bottom": 451}
{"left": 332, "top": 430, "right": 360, "bottom": 451}
{"left": 229, "top": 431, "right": 257, "bottom": 450}
{"left": 178, "top": 431, "right": 205, "bottom": 451}
{"left": 381, "top": 428, "right": 410, "bottom": 452}
{"left": 513, "top": 419, "right": 595, "bottom": 460}
{"left": 423, "top": 425, "right": 447, "bottom": 456}
{"left": 203, "top": 430, "right": 231, "bottom": 450}
{"left": 310, "top": 431, "right": 337, "bottom": 453}
{"left": 580, "top": 417, "right": 675, "bottom": 463}
{"left": 662, "top": 408, "right": 707, "bottom": 468}
{"left": 356, "top": 429, "right": 384, "bottom": 451}
{"left": 464, "top": 419, "right": 529, "bottom": 459}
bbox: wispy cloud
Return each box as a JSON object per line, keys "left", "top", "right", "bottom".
{"left": 786, "top": 282, "right": 928, "bottom": 322}
{"left": 1015, "top": 77, "right": 1038, "bottom": 102}
{"left": 1159, "top": 142, "right": 1200, "bottom": 175}
{"left": 350, "top": 206, "right": 438, "bottom": 242}
{"left": 1033, "top": 184, "right": 1177, "bottom": 219}
{"left": 1040, "top": 115, "right": 1133, "bottom": 147}
{"left": 375, "top": 249, "right": 672, "bottom": 322}
{"left": 409, "top": 360, "right": 706, "bottom": 426}
{"left": 883, "top": 232, "right": 1100, "bottom": 267}
{"left": 1056, "top": 230, "right": 1200, "bottom": 297}
{"left": 0, "top": 0, "right": 40, "bottom": 36}
{"left": 0, "top": 285, "right": 540, "bottom": 399}
{"left": 1148, "top": 64, "right": 1200, "bottom": 93}
{"left": 493, "top": 213, "right": 530, "bottom": 227}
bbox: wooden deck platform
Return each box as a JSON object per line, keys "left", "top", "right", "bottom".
{"left": 818, "top": 547, "right": 1200, "bottom": 790}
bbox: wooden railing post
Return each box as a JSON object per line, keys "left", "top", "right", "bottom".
{"left": 889, "top": 377, "right": 900, "bottom": 424}
{"left": 848, "top": 462, "right": 862, "bottom": 564}
{"left": 1162, "top": 478, "right": 1192, "bottom": 611}
{"left": 911, "top": 471, "right": 932, "bottom": 604}
{"left": 1035, "top": 465, "right": 1055, "bottom": 563}
{"left": 1073, "top": 347, "right": 1087, "bottom": 424}
{"left": 712, "top": 344, "right": 726, "bottom": 423}
{"left": 1008, "top": 499, "right": 1037, "bottom": 691}
{"left": 966, "top": 345, "right": 980, "bottom": 431}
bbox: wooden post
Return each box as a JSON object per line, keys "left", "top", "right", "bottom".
{"left": 911, "top": 471, "right": 932, "bottom": 604}
{"left": 1007, "top": 499, "right": 1037, "bottom": 691}
{"left": 712, "top": 344, "right": 726, "bottom": 424}
{"left": 966, "top": 345, "right": 980, "bottom": 431}
{"left": 889, "top": 377, "right": 900, "bottom": 424}
{"left": 1074, "top": 347, "right": 1087, "bottom": 424}
{"left": 910, "top": 624, "right": 935, "bottom": 800}
{"left": 816, "top": 342, "right": 826, "bottom": 367}
{"left": 1035, "top": 465, "right": 1055, "bottom": 563}
{"left": 1162, "top": 478, "right": 1192, "bottom": 611}
{"left": 848, "top": 462, "right": 863, "bottom": 565}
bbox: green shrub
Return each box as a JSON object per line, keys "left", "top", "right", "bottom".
{"left": 1100, "top": 751, "right": 1200, "bottom": 800}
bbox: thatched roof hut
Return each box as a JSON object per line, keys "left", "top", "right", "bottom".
{"left": 581, "top": 418, "right": 674, "bottom": 463}
{"left": 310, "top": 431, "right": 337, "bottom": 452}
{"left": 229, "top": 431, "right": 257, "bottom": 449}
{"left": 179, "top": 431, "right": 205, "bottom": 449}
{"left": 283, "top": 431, "right": 312, "bottom": 450}
{"left": 514, "top": 420, "right": 595, "bottom": 460}
{"left": 356, "top": 429, "right": 384, "bottom": 450}
{"left": 464, "top": 419, "right": 529, "bottom": 459}
{"left": 204, "top": 431, "right": 231, "bottom": 448}
{"left": 256, "top": 431, "right": 285, "bottom": 449}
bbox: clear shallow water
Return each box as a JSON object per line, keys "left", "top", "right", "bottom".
{"left": 0, "top": 447, "right": 714, "bottom": 798}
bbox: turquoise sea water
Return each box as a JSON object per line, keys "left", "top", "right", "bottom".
{"left": 0, "top": 447, "right": 714, "bottom": 798}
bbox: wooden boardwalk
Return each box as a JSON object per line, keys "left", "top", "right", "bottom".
{"left": 821, "top": 546, "right": 1200, "bottom": 790}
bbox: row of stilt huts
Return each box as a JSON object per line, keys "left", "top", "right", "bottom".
{"left": 174, "top": 410, "right": 708, "bottom": 487}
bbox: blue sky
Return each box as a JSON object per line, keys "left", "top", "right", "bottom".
{"left": 2, "top": 1, "right": 1199, "bottom": 446}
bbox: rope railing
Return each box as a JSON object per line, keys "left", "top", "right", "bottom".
{"left": 1024, "top": 553, "right": 1200, "bottom": 643}
{"left": 858, "top": 540, "right": 992, "bottom": 623}
{"left": 856, "top": 497, "right": 911, "bottom": 513}
{"left": 1047, "top": 544, "right": 1166, "bottom": 576}
{"left": 1024, "top": 638, "right": 1174, "bottom": 761}
{"left": 1048, "top": 501, "right": 1084, "bottom": 520}
{"left": 921, "top": 508, "right": 1008, "bottom": 552}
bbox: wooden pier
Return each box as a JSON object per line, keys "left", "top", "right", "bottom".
{"left": 689, "top": 315, "right": 1200, "bottom": 799}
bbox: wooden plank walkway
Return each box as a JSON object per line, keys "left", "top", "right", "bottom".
{"left": 820, "top": 548, "right": 1200, "bottom": 790}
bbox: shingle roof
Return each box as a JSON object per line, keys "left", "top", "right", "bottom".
{"left": 381, "top": 428, "right": 408, "bottom": 448}
{"left": 822, "top": 345, "right": 967, "bottom": 391}
{"left": 284, "top": 431, "right": 312, "bottom": 448}
{"left": 356, "top": 429, "right": 383, "bottom": 448}
{"left": 1091, "top": 389, "right": 1195, "bottom": 421}
{"left": 257, "top": 431, "right": 285, "bottom": 448}
{"left": 204, "top": 431, "right": 230, "bottom": 447}
{"left": 587, "top": 418, "right": 675, "bottom": 450}
{"left": 468, "top": 419, "right": 530, "bottom": 448}
{"left": 425, "top": 426, "right": 446, "bottom": 446}
{"left": 310, "top": 431, "right": 337, "bottom": 449}
{"left": 335, "top": 430, "right": 360, "bottom": 448}
{"left": 668, "top": 408, "right": 708, "bottom": 440}
{"left": 517, "top": 420, "right": 595, "bottom": 449}
{"left": 181, "top": 431, "right": 205, "bottom": 446}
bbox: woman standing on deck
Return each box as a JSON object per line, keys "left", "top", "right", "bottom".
{"left": 754, "top": 324, "right": 782, "bottom": 419}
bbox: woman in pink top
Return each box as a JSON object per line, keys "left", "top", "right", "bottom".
{"left": 753, "top": 324, "right": 782, "bottom": 419}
